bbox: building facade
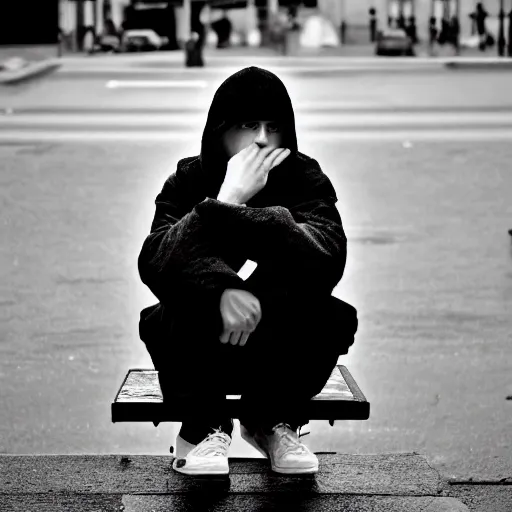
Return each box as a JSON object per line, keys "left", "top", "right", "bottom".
{"left": 57, "top": 0, "right": 510, "bottom": 51}
{"left": 337, "top": 0, "right": 507, "bottom": 43}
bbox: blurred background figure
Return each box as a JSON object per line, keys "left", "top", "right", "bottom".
{"left": 405, "top": 15, "right": 418, "bottom": 45}
{"left": 450, "top": 14, "right": 461, "bottom": 52}
{"left": 299, "top": 10, "right": 339, "bottom": 49}
{"left": 429, "top": 15, "right": 438, "bottom": 55}
{"left": 268, "top": 9, "right": 291, "bottom": 55}
{"left": 96, "top": 17, "right": 121, "bottom": 54}
{"left": 185, "top": 31, "right": 203, "bottom": 67}
{"left": 369, "top": 7, "right": 378, "bottom": 43}
{"left": 211, "top": 10, "right": 232, "bottom": 49}
{"left": 437, "top": 14, "right": 450, "bottom": 45}
{"left": 474, "top": 1, "right": 490, "bottom": 51}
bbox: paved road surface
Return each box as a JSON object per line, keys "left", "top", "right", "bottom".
{"left": 0, "top": 57, "right": 510, "bottom": 482}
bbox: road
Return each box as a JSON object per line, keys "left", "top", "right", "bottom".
{"left": 0, "top": 55, "right": 511, "bottom": 481}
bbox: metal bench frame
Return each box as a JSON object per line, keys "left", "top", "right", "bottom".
{"left": 112, "top": 364, "right": 370, "bottom": 427}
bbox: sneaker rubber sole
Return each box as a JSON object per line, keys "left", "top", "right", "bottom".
{"left": 172, "top": 456, "right": 229, "bottom": 475}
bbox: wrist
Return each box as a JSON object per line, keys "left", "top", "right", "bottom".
{"left": 216, "top": 191, "right": 244, "bottom": 205}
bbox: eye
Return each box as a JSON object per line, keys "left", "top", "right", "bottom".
{"left": 240, "top": 122, "right": 258, "bottom": 130}
{"left": 267, "top": 123, "right": 281, "bottom": 133}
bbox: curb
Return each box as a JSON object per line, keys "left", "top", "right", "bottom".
{"left": 0, "top": 59, "right": 61, "bottom": 85}
{"left": 58, "top": 53, "right": 512, "bottom": 74}
{"left": 444, "top": 60, "right": 512, "bottom": 70}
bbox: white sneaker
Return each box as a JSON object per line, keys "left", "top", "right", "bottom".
{"left": 241, "top": 422, "right": 319, "bottom": 474}
{"left": 172, "top": 429, "right": 231, "bottom": 475}
{"left": 174, "top": 434, "right": 197, "bottom": 459}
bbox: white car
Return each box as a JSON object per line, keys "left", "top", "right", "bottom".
{"left": 121, "top": 29, "right": 166, "bottom": 52}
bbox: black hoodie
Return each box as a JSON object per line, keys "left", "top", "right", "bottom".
{"left": 138, "top": 67, "right": 355, "bottom": 350}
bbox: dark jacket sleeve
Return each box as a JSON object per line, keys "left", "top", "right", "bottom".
{"left": 194, "top": 159, "right": 347, "bottom": 294}
{"left": 138, "top": 164, "right": 249, "bottom": 308}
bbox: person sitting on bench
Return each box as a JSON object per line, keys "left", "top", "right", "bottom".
{"left": 138, "top": 66, "right": 358, "bottom": 476}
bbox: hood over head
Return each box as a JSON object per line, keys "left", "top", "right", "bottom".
{"left": 200, "top": 66, "right": 298, "bottom": 197}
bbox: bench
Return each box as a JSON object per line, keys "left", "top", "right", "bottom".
{"left": 111, "top": 364, "right": 370, "bottom": 427}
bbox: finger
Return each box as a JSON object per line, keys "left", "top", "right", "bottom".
{"left": 239, "top": 332, "right": 250, "bottom": 347}
{"left": 235, "top": 143, "right": 257, "bottom": 162}
{"left": 242, "top": 142, "right": 260, "bottom": 160}
{"left": 229, "top": 331, "right": 242, "bottom": 346}
{"left": 268, "top": 148, "right": 291, "bottom": 170}
{"left": 219, "top": 329, "right": 231, "bottom": 344}
{"left": 253, "top": 145, "right": 277, "bottom": 169}
{"left": 262, "top": 148, "right": 287, "bottom": 171}
{"left": 229, "top": 331, "right": 240, "bottom": 345}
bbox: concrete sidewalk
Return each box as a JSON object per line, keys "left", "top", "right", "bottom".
{"left": 0, "top": 59, "right": 61, "bottom": 85}
{"left": 60, "top": 44, "right": 512, "bottom": 69}
{"left": 2, "top": 43, "right": 512, "bottom": 85}
{"left": 0, "top": 46, "right": 61, "bottom": 85}
{"left": 0, "top": 453, "right": 484, "bottom": 511}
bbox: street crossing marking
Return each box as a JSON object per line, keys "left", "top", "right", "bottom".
{"left": 106, "top": 80, "right": 208, "bottom": 89}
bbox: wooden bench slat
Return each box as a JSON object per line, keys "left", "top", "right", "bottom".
{"left": 111, "top": 365, "right": 370, "bottom": 423}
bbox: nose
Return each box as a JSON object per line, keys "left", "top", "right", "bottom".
{"left": 254, "top": 124, "right": 269, "bottom": 148}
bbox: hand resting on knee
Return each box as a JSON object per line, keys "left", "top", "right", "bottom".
{"left": 219, "top": 289, "right": 262, "bottom": 346}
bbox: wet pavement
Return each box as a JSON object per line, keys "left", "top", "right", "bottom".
{"left": 0, "top": 59, "right": 511, "bottom": 482}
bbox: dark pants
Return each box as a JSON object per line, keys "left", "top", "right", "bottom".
{"left": 142, "top": 274, "right": 357, "bottom": 444}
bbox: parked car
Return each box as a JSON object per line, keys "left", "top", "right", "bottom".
{"left": 121, "top": 29, "right": 166, "bottom": 52}
{"left": 89, "top": 34, "right": 122, "bottom": 54}
{"left": 375, "top": 28, "right": 415, "bottom": 56}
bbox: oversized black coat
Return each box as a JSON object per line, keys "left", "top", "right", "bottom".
{"left": 138, "top": 67, "right": 357, "bottom": 357}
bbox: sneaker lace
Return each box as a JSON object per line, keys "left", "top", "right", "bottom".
{"left": 298, "top": 425, "right": 310, "bottom": 439}
{"left": 273, "top": 422, "right": 310, "bottom": 456}
{"left": 192, "top": 429, "right": 230, "bottom": 457}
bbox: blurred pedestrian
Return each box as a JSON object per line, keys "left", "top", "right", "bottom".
{"left": 406, "top": 16, "right": 418, "bottom": 45}
{"left": 429, "top": 16, "right": 438, "bottom": 55}
{"left": 138, "top": 66, "right": 358, "bottom": 477}
{"left": 437, "top": 17, "right": 446, "bottom": 45}
{"left": 287, "top": 5, "right": 300, "bottom": 31}
{"left": 211, "top": 10, "right": 232, "bottom": 48}
{"left": 185, "top": 32, "right": 204, "bottom": 67}
{"left": 340, "top": 19, "right": 347, "bottom": 44}
{"left": 508, "top": 10, "right": 512, "bottom": 56}
{"left": 100, "top": 18, "right": 121, "bottom": 53}
{"left": 449, "top": 15, "right": 460, "bottom": 51}
{"left": 475, "top": 2, "right": 489, "bottom": 51}
{"left": 269, "top": 10, "right": 291, "bottom": 55}
{"left": 369, "top": 7, "right": 378, "bottom": 43}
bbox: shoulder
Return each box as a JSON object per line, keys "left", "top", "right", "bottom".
{"left": 156, "top": 155, "right": 205, "bottom": 207}
{"left": 177, "top": 155, "right": 201, "bottom": 172}
{"left": 294, "top": 152, "right": 337, "bottom": 202}
{"left": 174, "top": 155, "right": 202, "bottom": 184}
{"left": 295, "top": 151, "right": 317, "bottom": 166}
{"left": 160, "top": 155, "right": 202, "bottom": 192}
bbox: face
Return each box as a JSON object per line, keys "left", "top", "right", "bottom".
{"left": 221, "top": 120, "right": 284, "bottom": 159}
